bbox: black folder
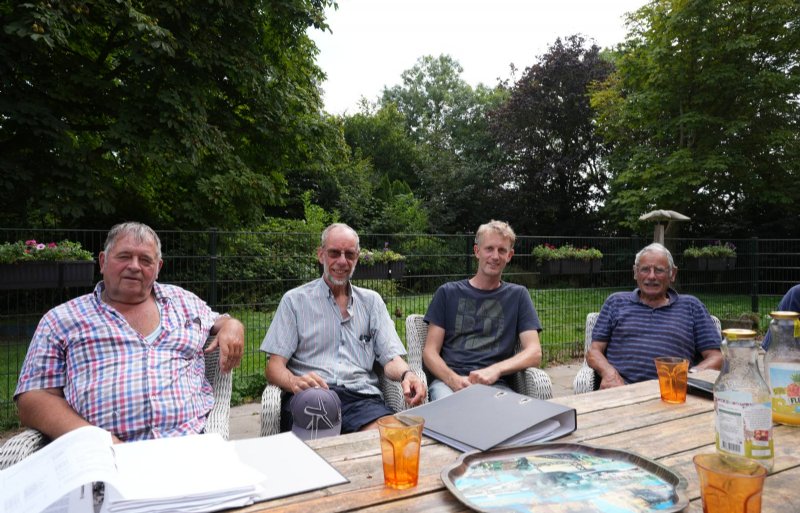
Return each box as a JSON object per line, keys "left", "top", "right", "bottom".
{"left": 404, "top": 384, "right": 576, "bottom": 452}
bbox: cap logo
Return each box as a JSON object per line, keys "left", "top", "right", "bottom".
{"left": 303, "top": 396, "right": 338, "bottom": 432}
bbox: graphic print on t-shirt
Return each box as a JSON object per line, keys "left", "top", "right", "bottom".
{"left": 455, "top": 298, "right": 505, "bottom": 351}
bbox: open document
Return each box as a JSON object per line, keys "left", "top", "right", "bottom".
{"left": 1, "top": 426, "right": 347, "bottom": 513}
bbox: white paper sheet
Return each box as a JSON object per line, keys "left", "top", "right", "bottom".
{"left": 232, "top": 432, "right": 349, "bottom": 502}
{"left": 0, "top": 426, "right": 115, "bottom": 513}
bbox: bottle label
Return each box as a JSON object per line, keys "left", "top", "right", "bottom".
{"left": 767, "top": 362, "right": 800, "bottom": 421}
{"left": 715, "top": 392, "right": 773, "bottom": 461}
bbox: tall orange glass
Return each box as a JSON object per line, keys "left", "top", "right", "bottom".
{"left": 694, "top": 453, "right": 767, "bottom": 513}
{"left": 654, "top": 357, "right": 689, "bottom": 403}
{"left": 377, "top": 415, "right": 424, "bottom": 490}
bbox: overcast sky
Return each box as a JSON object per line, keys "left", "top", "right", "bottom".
{"left": 309, "top": 0, "right": 646, "bottom": 115}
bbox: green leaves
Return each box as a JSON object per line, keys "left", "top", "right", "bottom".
{"left": 0, "top": 0, "right": 336, "bottom": 229}
{"left": 0, "top": 239, "right": 93, "bottom": 264}
{"left": 593, "top": 0, "right": 800, "bottom": 236}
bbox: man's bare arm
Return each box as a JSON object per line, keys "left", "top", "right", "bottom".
{"left": 586, "top": 341, "right": 625, "bottom": 389}
{"left": 16, "top": 389, "right": 121, "bottom": 443}
{"left": 468, "top": 329, "right": 542, "bottom": 385}
{"left": 265, "top": 354, "right": 327, "bottom": 393}
{"left": 422, "top": 324, "right": 470, "bottom": 392}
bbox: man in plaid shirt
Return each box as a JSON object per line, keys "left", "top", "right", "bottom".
{"left": 14, "top": 222, "right": 244, "bottom": 443}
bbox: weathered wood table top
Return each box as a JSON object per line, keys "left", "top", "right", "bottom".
{"left": 235, "top": 372, "right": 800, "bottom": 512}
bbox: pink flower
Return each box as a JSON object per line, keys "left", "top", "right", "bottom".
{"left": 25, "top": 239, "right": 37, "bottom": 246}
{"left": 47, "top": 242, "right": 57, "bottom": 248}
{"left": 36, "top": 243, "right": 46, "bottom": 250}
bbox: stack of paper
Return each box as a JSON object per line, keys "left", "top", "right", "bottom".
{"left": 102, "top": 433, "right": 265, "bottom": 513}
{"left": 1, "top": 426, "right": 265, "bottom": 513}
{"left": 1, "top": 426, "right": 350, "bottom": 513}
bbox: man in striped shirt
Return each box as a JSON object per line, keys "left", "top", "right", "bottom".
{"left": 261, "top": 223, "right": 426, "bottom": 434}
{"left": 587, "top": 243, "right": 722, "bottom": 388}
{"left": 15, "top": 222, "right": 244, "bottom": 442}
{"left": 762, "top": 284, "right": 800, "bottom": 349}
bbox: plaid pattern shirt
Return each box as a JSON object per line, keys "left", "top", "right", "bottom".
{"left": 15, "top": 282, "right": 219, "bottom": 441}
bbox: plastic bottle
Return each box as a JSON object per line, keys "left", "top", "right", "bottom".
{"left": 765, "top": 311, "right": 800, "bottom": 426}
{"left": 714, "top": 329, "right": 773, "bottom": 471}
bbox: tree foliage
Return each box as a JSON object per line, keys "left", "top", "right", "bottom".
{"left": 0, "top": 0, "right": 336, "bottom": 229}
{"left": 490, "top": 35, "right": 614, "bottom": 235}
{"left": 343, "top": 102, "right": 422, "bottom": 190}
{"left": 380, "top": 55, "right": 509, "bottom": 233}
{"left": 592, "top": 0, "right": 800, "bottom": 236}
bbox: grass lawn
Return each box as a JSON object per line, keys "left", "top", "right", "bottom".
{"left": 0, "top": 290, "right": 770, "bottom": 431}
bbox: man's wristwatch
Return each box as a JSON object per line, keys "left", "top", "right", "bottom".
{"left": 400, "top": 370, "right": 413, "bottom": 382}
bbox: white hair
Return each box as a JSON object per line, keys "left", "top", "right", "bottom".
{"left": 634, "top": 242, "right": 675, "bottom": 270}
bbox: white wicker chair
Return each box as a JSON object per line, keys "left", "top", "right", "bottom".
{"left": 0, "top": 335, "right": 232, "bottom": 470}
{"left": 572, "top": 312, "right": 601, "bottom": 394}
{"left": 259, "top": 335, "right": 427, "bottom": 437}
{"left": 405, "top": 313, "right": 553, "bottom": 400}
{"left": 573, "top": 312, "right": 722, "bottom": 394}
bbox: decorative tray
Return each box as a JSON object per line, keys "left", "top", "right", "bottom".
{"left": 441, "top": 442, "right": 688, "bottom": 513}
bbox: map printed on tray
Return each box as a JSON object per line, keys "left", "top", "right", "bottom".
{"left": 441, "top": 443, "right": 689, "bottom": 513}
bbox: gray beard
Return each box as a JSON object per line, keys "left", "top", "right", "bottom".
{"left": 324, "top": 262, "right": 354, "bottom": 286}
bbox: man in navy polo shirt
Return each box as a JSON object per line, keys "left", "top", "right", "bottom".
{"left": 587, "top": 243, "right": 722, "bottom": 388}
{"left": 762, "top": 284, "right": 800, "bottom": 349}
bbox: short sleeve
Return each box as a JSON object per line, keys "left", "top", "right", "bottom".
{"left": 260, "top": 294, "right": 300, "bottom": 359}
{"left": 369, "top": 292, "right": 405, "bottom": 365}
{"left": 592, "top": 298, "right": 616, "bottom": 342}
{"left": 424, "top": 285, "right": 448, "bottom": 328}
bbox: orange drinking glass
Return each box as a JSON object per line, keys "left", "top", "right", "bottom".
{"left": 694, "top": 453, "right": 767, "bottom": 513}
{"left": 654, "top": 357, "right": 689, "bottom": 403}
{"left": 377, "top": 415, "right": 424, "bottom": 490}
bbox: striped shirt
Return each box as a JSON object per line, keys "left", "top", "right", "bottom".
{"left": 260, "top": 278, "right": 406, "bottom": 397}
{"left": 15, "top": 282, "right": 219, "bottom": 441}
{"left": 762, "top": 284, "right": 800, "bottom": 349}
{"left": 592, "top": 288, "right": 720, "bottom": 384}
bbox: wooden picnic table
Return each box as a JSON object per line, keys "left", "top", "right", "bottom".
{"left": 235, "top": 371, "right": 800, "bottom": 512}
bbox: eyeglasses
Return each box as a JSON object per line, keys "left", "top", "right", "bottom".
{"left": 636, "top": 266, "right": 669, "bottom": 277}
{"left": 325, "top": 249, "right": 358, "bottom": 261}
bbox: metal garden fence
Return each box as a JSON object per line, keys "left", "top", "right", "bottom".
{"left": 2, "top": 228, "right": 799, "bottom": 429}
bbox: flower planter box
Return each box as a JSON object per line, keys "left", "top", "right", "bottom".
{"left": 560, "top": 259, "right": 591, "bottom": 274}
{"left": 706, "top": 257, "right": 728, "bottom": 271}
{"left": 683, "top": 257, "right": 707, "bottom": 271}
{"left": 353, "top": 261, "right": 405, "bottom": 280}
{"left": 539, "top": 259, "right": 601, "bottom": 275}
{"left": 0, "top": 261, "right": 95, "bottom": 290}
{"left": 683, "top": 256, "right": 735, "bottom": 271}
{"left": 319, "top": 261, "right": 405, "bottom": 280}
{"left": 539, "top": 260, "right": 562, "bottom": 275}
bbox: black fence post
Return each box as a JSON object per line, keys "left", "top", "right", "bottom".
{"left": 209, "top": 228, "right": 218, "bottom": 310}
{"left": 751, "top": 236, "right": 759, "bottom": 313}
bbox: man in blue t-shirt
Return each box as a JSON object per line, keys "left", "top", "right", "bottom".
{"left": 588, "top": 243, "right": 722, "bottom": 388}
{"left": 423, "top": 220, "right": 543, "bottom": 401}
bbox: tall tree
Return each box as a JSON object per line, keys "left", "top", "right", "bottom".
{"left": 343, "top": 101, "right": 422, "bottom": 191}
{"left": 592, "top": 0, "right": 800, "bottom": 236}
{"left": 0, "top": 0, "right": 336, "bottom": 229}
{"left": 380, "top": 55, "right": 508, "bottom": 232}
{"left": 490, "top": 35, "right": 614, "bottom": 235}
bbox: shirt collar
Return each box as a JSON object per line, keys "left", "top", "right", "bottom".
{"left": 315, "top": 277, "right": 353, "bottom": 306}
{"left": 94, "top": 280, "right": 167, "bottom": 303}
{"left": 628, "top": 287, "right": 679, "bottom": 304}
